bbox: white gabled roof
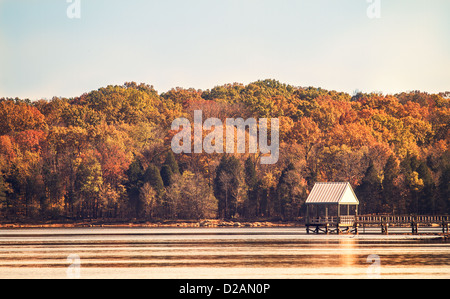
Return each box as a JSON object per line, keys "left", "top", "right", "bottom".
{"left": 306, "top": 182, "right": 359, "bottom": 205}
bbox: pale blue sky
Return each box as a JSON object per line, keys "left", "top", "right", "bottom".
{"left": 1, "top": 0, "right": 449, "bottom": 100}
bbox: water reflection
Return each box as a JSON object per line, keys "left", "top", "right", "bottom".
{"left": 0, "top": 228, "right": 448, "bottom": 279}
{"left": 339, "top": 237, "right": 356, "bottom": 267}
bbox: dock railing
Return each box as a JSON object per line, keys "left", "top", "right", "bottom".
{"left": 306, "top": 214, "right": 449, "bottom": 234}
{"left": 308, "top": 216, "right": 338, "bottom": 225}
{"left": 307, "top": 215, "right": 449, "bottom": 226}
{"left": 340, "top": 216, "right": 356, "bottom": 225}
{"left": 308, "top": 216, "right": 356, "bottom": 225}
{"left": 357, "top": 215, "right": 450, "bottom": 225}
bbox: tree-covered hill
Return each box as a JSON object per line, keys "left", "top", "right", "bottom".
{"left": 0, "top": 80, "right": 449, "bottom": 222}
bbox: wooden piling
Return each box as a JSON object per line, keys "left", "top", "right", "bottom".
{"left": 411, "top": 222, "right": 418, "bottom": 235}
{"left": 381, "top": 223, "right": 388, "bottom": 235}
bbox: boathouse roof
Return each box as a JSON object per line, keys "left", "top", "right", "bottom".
{"left": 306, "top": 182, "right": 359, "bottom": 205}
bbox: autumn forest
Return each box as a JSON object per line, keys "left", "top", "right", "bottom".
{"left": 0, "top": 80, "right": 449, "bottom": 223}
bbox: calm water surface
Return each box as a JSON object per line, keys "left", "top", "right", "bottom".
{"left": 0, "top": 227, "right": 448, "bottom": 279}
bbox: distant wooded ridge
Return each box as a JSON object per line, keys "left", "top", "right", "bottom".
{"left": 0, "top": 79, "right": 448, "bottom": 222}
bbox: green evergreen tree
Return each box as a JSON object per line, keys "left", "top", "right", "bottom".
{"left": 160, "top": 165, "right": 173, "bottom": 187}
{"left": 244, "top": 157, "right": 258, "bottom": 188}
{"left": 125, "top": 158, "right": 145, "bottom": 218}
{"left": 144, "top": 164, "right": 164, "bottom": 195}
{"left": 214, "top": 155, "right": 241, "bottom": 219}
{"left": 0, "top": 175, "right": 7, "bottom": 216}
{"left": 400, "top": 154, "right": 424, "bottom": 214}
{"left": 356, "top": 160, "right": 382, "bottom": 214}
{"left": 382, "top": 155, "right": 401, "bottom": 214}
{"left": 416, "top": 162, "right": 435, "bottom": 214}
{"left": 436, "top": 150, "right": 450, "bottom": 214}
{"left": 438, "top": 167, "right": 450, "bottom": 214}
{"left": 244, "top": 157, "right": 258, "bottom": 218}
{"left": 164, "top": 151, "right": 180, "bottom": 175}
{"left": 276, "top": 162, "right": 305, "bottom": 220}
{"left": 136, "top": 164, "right": 165, "bottom": 218}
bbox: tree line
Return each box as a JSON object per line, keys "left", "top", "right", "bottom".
{"left": 0, "top": 80, "right": 449, "bottom": 222}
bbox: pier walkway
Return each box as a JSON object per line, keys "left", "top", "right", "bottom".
{"left": 306, "top": 215, "right": 450, "bottom": 235}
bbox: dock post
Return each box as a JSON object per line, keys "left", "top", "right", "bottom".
{"left": 352, "top": 223, "right": 358, "bottom": 235}
{"left": 381, "top": 223, "right": 388, "bottom": 235}
{"left": 411, "top": 222, "right": 418, "bottom": 235}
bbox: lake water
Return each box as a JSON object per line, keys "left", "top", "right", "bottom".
{"left": 0, "top": 227, "right": 448, "bottom": 279}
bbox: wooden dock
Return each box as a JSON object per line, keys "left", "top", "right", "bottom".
{"left": 306, "top": 216, "right": 358, "bottom": 234}
{"left": 306, "top": 215, "right": 450, "bottom": 235}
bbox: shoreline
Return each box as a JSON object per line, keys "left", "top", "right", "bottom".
{"left": 0, "top": 219, "right": 300, "bottom": 229}
{"left": 1, "top": 220, "right": 448, "bottom": 241}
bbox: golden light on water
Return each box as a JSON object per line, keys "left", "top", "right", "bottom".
{"left": 339, "top": 237, "right": 357, "bottom": 268}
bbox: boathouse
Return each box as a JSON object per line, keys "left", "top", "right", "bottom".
{"left": 305, "top": 182, "right": 359, "bottom": 234}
